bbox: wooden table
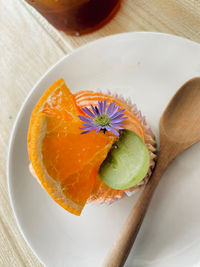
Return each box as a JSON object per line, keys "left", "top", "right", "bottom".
{"left": 1, "top": 0, "right": 200, "bottom": 265}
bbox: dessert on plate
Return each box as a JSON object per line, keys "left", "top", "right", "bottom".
{"left": 28, "top": 79, "right": 156, "bottom": 215}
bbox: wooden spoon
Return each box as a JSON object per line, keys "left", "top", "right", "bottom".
{"left": 103, "top": 77, "right": 200, "bottom": 267}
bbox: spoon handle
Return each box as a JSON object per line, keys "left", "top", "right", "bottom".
{"left": 103, "top": 159, "right": 168, "bottom": 267}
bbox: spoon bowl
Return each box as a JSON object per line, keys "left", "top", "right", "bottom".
{"left": 161, "top": 77, "right": 200, "bottom": 148}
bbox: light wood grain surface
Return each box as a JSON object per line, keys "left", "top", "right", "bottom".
{"left": 1, "top": 0, "right": 200, "bottom": 266}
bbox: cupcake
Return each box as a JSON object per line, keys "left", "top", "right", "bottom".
{"left": 28, "top": 79, "right": 156, "bottom": 215}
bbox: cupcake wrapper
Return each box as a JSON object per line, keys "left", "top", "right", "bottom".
{"left": 88, "top": 90, "right": 157, "bottom": 204}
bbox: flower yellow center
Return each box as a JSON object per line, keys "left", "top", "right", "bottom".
{"left": 94, "top": 114, "right": 111, "bottom": 126}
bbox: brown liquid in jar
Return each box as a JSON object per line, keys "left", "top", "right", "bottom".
{"left": 26, "top": 0, "right": 121, "bottom": 36}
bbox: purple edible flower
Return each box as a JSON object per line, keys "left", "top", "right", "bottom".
{"left": 78, "top": 100, "right": 128, "bottom": 136}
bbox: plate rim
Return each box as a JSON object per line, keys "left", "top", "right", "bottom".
{"left": 7, "top": 31, "right": 200, "bottom": 266}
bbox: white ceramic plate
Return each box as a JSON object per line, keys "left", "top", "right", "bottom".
{"left": 8, "top": 32, "right": 200, "bottom": 267}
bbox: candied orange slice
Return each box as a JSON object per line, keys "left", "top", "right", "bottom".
{"left": 28, "top": 79, "right": 115, "bottom": 215}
